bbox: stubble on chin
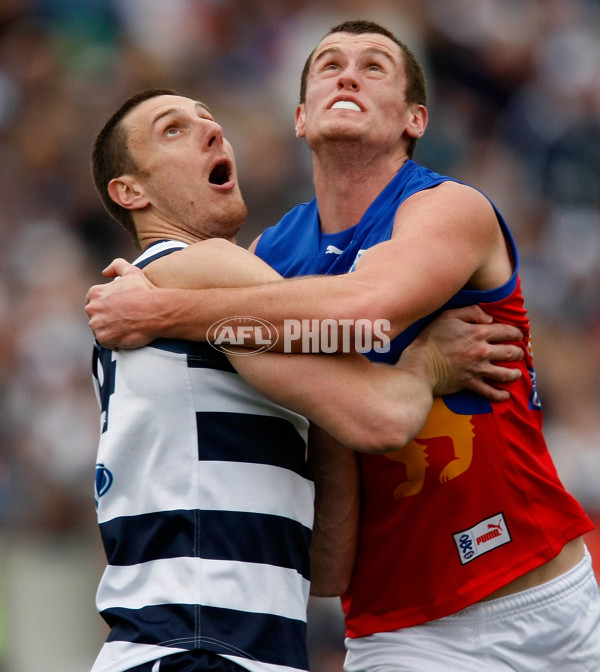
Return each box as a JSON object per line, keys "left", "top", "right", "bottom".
{"left": 208, "top": 199, "right": 248, "bottom": 240}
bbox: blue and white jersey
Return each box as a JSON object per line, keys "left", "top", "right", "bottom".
{"left": 91, "top": 240, "right": 313, "bottom": 672}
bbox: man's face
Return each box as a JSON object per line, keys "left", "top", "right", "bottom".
{"left": 296, "top": 32, "right": 421, "bottom": 155}
{"left": 122, "top": 94, "right": 247, "bottom": 240}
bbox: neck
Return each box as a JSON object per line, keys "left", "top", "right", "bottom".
{"left": 136, "top": 215, "right": 241, "bottom": 250}
{"left": 312, "top": 145, "right": 410, "bottom": 234}
{"left": 139, "top": 232, "right": 238, "bottom": 250}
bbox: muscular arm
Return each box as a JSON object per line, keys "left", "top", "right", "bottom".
{"left": 91, "top": 232, "right": 522, "bottom": 596}
{"left": 138, "top": 238, "right": 523, "bottom": 453}
{"left": 87, "top": 183, "right": 511, "bottom": 348}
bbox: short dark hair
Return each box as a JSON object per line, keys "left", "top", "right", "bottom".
{"left": 91, "top": 88, "right": 179, "bottom": 243}
{"left": 298, "top": 20, "right": 427, "bottom": 158}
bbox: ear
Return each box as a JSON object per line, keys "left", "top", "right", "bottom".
{"left": 107, "top": 175, "right": 149, "bottom": 211}
{"left": 405, "top": 103, "right": 428, "bottom": 141}
{"left": 295, "top": 104, "right": 307, "bottom": 138}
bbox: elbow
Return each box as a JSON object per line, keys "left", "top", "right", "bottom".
{"left": 309, "top": 553, "right": 354, "bottom": 597}
{"left": 310, "top": 576, "right": 351, "bottom": 598}
{"left": 341, "top": 377, "right": 433, "bottom": 453}
{"left": 340, "top": 415, "right": 415, "bottom": 454}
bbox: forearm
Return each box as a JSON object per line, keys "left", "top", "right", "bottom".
{"left": 238, "top": 304, "right": 526, "bottom": 440}
{"left": 308, "top": 426, "right": 359, "bottom": 597}
{"left": 140, "top": 238, "right": 288, "bottom": 343}
{"left": 143, "top": 271, "right": 408, "bottom": 347}
{"left": 233, "top": 349, "right": 435, "bottom": 453}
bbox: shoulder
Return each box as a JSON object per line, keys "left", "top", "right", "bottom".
{"left": 134, "top": 239, "right": 188, "bottom": 269}
{"left": 407, "top": 179, "right": 490, "bottom": 207}
{"left": 248, "top": 235, "right": 261, "bottom": 254}
{"left": 396, "top": 180, "right": 497, "bottom": 232}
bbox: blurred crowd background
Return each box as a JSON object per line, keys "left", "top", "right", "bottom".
{"left": 0, "top": 0, "right": 599, "bottom": 670}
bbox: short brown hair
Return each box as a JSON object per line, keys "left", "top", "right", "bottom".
{"left": 91, "top": 88, "right": 178, "bottom": 243}
{"left": 298, "top": 20, "right": 427, "bottom": 158}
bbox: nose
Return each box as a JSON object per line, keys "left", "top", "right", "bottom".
{"left": 201, "top": 119, "right": 224, "bottom": 150}
{"left": 337, "top": 65, "right": 360, "bottom": 91}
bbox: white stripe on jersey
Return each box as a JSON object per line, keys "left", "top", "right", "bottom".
{"left": 189, "top": 367, "right": 308, "bottom": 442}
{"left": 134, "top": 239, "right": 187, "bottom": 265}
{"left": 97, "top": 460, "right": 314, "bottom": 526}
{"left": 189, "top": 461, "right": 314, "bottom": 526}
{"left": 97, "top": 556, "right": 310, "bottom": 621}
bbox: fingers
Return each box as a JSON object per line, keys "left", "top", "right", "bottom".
{"left": 439, "top": 305, "right": 493, "bottom": 325}
{"left": 102, "top": 258, "right": 138, "bottom": 278}
{"left": 427, "top": 305, "right": 530, "bottom": 404}
{"left": 468, "top": 380, "right": 511, "bottom": 402}
{"left": 479, "top": 323, "right": 524, "bottom": 344}
{"left": 439, "top": 307, "right": 524, "bottom": 345}
{"left": 487, "top": 342, "right": 524, "bottom": 362}
{"left": 85, "top": 283, "right": 103, "bottom": 309}
{"left": 464, "top": 360, "right": 522, "bottom": 402}
{"left": 483, "top": 363, "right": 522, "bottom": 383}
{"left": 464, "top": 364, "right": 521, "bottom": 401}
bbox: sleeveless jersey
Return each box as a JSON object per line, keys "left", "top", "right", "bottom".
{"left": 255, "top": 160, "right": 593, "bottom": 636}
{"left": 91, "top": 240, "right": 313, "bottom": 672}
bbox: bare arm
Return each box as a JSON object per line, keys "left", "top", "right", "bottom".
{"left": 88, "top": 233, "right": 521, "bottom": 595}
{"left": 307, "top": 426, "right": 359, "bottom": 597}
{"left": 102, "top": 239, "right": 522, "bottom": 453}
{"left": 236, "top": 306, "right": 523, "bottom": 452}
{"left": 86, "top": 182, "right": 513, "bottom": 350}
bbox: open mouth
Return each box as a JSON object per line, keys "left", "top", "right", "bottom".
{"left": 209, "top": 161, "right": 231, "bottom": 185}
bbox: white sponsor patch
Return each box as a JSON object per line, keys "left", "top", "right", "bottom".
{"left": 453, "top": 513, "right": 511, "bottom": 565}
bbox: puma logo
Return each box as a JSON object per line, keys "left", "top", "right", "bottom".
{"left": 454, "top": 513, "right": 511, "bottom": 563}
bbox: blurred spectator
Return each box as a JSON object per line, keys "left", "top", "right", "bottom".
{"left": 0, "top": 1, "right": 599, "bottom": 670}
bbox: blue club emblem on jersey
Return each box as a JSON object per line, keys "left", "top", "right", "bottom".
{"left": 95, "top": 463, "right": 113, "bottom": 507}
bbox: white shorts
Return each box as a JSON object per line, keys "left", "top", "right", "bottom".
{"left": 344, "top": 549, "right": 600, "bottom": 672}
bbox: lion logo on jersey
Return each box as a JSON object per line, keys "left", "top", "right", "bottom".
{"left": 384, "top": 396, "right": 478, "bottom": 498}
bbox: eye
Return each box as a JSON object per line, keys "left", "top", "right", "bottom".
{"left": 319, "top": 59, "right": 340, "bottom": 73}
{"left": 165, "top": 125, "right": 181, "bottom": 137}
{"left": 366, "top": 61, "right": 384, "bottom": 72}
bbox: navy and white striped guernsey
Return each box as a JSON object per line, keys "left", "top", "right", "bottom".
{"left": 91, "top": 240, "right": 313, "bottom": 672}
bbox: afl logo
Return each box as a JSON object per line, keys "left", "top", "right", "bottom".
{"left": 95, "top": 463, "right": 113, "bottom": 503}
{"left": 207, "top": 316, "right": 279, "bottom": 355}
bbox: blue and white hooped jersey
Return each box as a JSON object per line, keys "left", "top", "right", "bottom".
{"left": 91, "top": 240, "right": 313, "bottom": 672}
